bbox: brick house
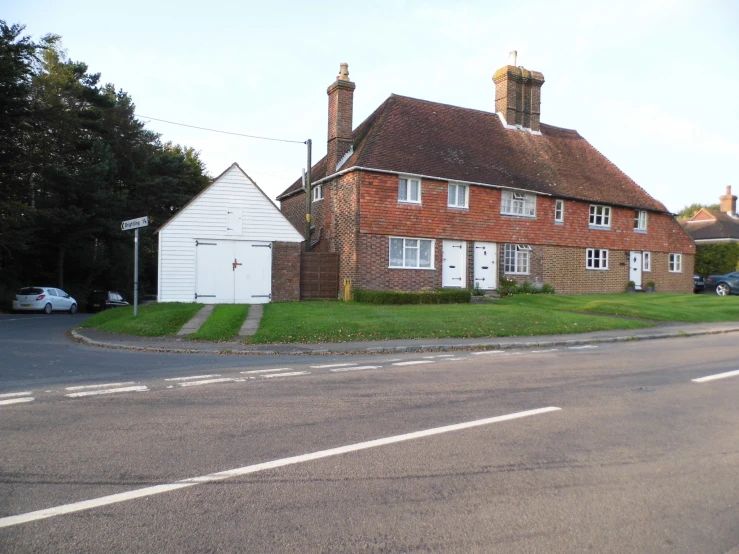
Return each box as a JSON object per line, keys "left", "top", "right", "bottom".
{"left": 679, "top": 186, "right": 739, "bottom": 244}
{"left": 278, "top": 56, "right": 695, "bottom": 295}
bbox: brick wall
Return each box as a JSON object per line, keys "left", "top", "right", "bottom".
{"left": 280, "top": 193, "right": 308, "bottom": 239}
{"left": 271, "top": 241, "right": 302, "bottom": 301}
{"left": 357, "top": 233, "right": 440, "bottom": 291}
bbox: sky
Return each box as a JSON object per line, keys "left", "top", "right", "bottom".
{"left": 7, "top": 0, "right": 739, "bottom": 213}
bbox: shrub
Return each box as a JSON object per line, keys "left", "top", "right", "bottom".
{"left": 496, "top": 278, "right": 554, "bottom": 297}
{"left": 353, "top": 288, "right": 471, "bottom": 305}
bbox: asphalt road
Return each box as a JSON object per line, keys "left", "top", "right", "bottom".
{"left": 0, "top": 314, "right": 737, "bottom": 553}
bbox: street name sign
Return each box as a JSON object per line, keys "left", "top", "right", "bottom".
{"left": 121, "top": 216, "right": 149, "bottom": 231}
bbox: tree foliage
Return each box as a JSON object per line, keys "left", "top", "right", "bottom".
{"left": 676, "top": 203, "right": 719, "bottom": 219}
{"left": 0, "top": 21, "right": 210, "bottom": 304}
{"left": 694, "top": 243, "right": 739, "bottom": 277}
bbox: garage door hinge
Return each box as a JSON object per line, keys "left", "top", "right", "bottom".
{"left": 251, "top": 294, "right": 272, "bottom": 299}
{"left": 252, "top": 244, "right": 272, "bottom": 249}
{"left": 196, "top": 241, "right": 217, "bottom": 246}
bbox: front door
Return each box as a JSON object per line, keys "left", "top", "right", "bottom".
{"left": 473, "top": 242, "right": 497, "bottom": 290}
{"left": 442, "top": 240, "right": 466, "bottom": 288}
{"left": 629, "top": 251, "right": 642, "bottom": 290}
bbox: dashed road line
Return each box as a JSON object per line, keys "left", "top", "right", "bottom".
{"left": 0, "top": 391, "right": 32, "bottom": 399}
{"left": 240, "top": 368, "right": 293, "bottom": 375}
{"left": 260, "top": 371, "right": 310, "bottom": 379}
{"left": 0, "top": 406, "right": 561, "bottom": 529}
{"left": 178, "top": 378, "right": 236, "bottom": 387}
{"left": 422, "top": 355, "right": 456, "bottom": 359}
{"left": 310, "top": 363, "right": 356, "bottom": 369}
{"left": 165, "top": 374, "right": 221, "bottom": 381}
{"left": 472, "top": 350, "right": 505, "bottom": 356}
{"left": 330, "top": 365, "right": 381, "bottom": 372}
{"left": 66, "top": 386, "right": 148, "bottom": 398}
{"left": 531, "top": 349, "right": 560, "bottom": 353}
{"left": 567, "top": 345, "right": 598, "bottom": 350}
{"left": 0, "top": 397, "right": 35, "bottom": 406}
{"left": 692, "top": 369, "right": 739, "bottom": 383}
{"left": 65, "top": 382, "right": 136, "bottom": 391}
{"left": 392, "top": 361, "right": 434, "bottom": 366}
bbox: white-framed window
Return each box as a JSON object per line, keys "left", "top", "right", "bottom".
{"left": 643, "top": 251, "right": 651, "bottom": 272}
{"left": 586, "top": 248, "right": 609, "bottom": 270}
{"left": 501, "top": 190, "right": 536, "bottom": 217}
{"left": 389, "top": 237, "right": 434, "bottom": 269}
{"left": 634, "top": 210, "right": 647, "bottom": 231}
{"left": 504, "top": 243, "right": 531, "bottom": 274}
{"left": 555, "top": 199, "right": 564, "bottom": 223}
{"left": 669, "top": 253, "right": 682, "bottom": 273}
{"left": 398, "top": 176, "right": 421, "bottom": 204}
{"left": 312, "top": 185, "right": 323, "bottom": 202}
{"left": 589, "top": 205, "right": 611, "bottom": 227}
{"left": 448, "top": 183, "right": 468, "bottom": 208}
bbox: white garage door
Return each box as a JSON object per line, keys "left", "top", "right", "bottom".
{"left": 195, "top": 240, "right": 272, "bottom": 304}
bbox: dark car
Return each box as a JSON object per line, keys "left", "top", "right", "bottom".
{"left": 705, "top": 271, "right": 739, "bottom": 296}
{"left": 693, "top": 275, "right": 705, "bottom": 293}
{"left": 86, "top": 290, "right": 129, "bottom": 312}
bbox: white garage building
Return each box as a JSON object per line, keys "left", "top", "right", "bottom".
{"left": 157, "top": 164, "right": 304, "bottom": 304}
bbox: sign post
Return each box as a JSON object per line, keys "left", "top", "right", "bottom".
{"left": 121, "top": 216, "right": 149, "bottom": 316}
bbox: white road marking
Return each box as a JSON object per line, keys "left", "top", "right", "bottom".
{"left": 0, "top": 406, "right": 561, "bottom": 528}
{"left": 392, "top": 361, "right": 434, "bottom": 366}
{"left": 386, "top": 359, "right": 402, "bottom": 362}
{"left": 260, "top": 371, "right": 310, "bottom": 378}
{"left": 330, "top": 365, "right": 381, "bottom": 372}
{"left": 0, "top": 397, "right": 34, "bottom": 406}
{"left": 310, "top": 363, "right": 356, "bottom": 369}
{"left": 472, "top": 350, "right": 505, "bottom": 356}
{"left": 65, "top": 382, "right": 135, "bottom": 391}
{"left": 164, "top": 374, "right": 221, "bottom": 381}
{"left": 530, "top": 349, "right": 560, "bottom": 353}
{"left": 178, "top": 378, "right": 235, "bottom": 387}
{"left": 567, "top": 345, "right": 598, "bottom": 350}
{"left": 0, "top": 391, "right": 32, "bottom": 399}
{"left": 692, "top": 369, "right": 739, "bottom": 383}
{"left": 66, "top": 386, "right": 148, "bottom": 398}
{"left": 422, "top": 355, "right": 456, "bottom": 359}
{"left": 240, "top": 368, "right": 292, "bottom": 375}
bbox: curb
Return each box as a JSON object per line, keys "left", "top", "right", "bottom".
{"left": 70, "top": 327, "right": 739, "bottom": 357}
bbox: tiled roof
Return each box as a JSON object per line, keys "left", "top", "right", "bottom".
{"left": 680, "top": 210, "right": 739, "bottom": 240}
{"left": 278, "top": 94, "right": 668, "bottom": 212}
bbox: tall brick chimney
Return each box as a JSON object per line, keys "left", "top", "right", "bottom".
{"left": 720, "top": 185, "right": 737, "bottom": 214}
{"left": 493, "top": 51, "right": 545, "bottom": 133}
{"left": 327, "top": 63, "right": 355, "bottom": 174}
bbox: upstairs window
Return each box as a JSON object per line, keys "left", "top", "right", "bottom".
{"left": 669, "top": 253, "right": 682, "bottom": 273}
{"left": 634, "top": 210, "right": 647, "bottom": 231}
{"left": 589, "top": 205, "right": 611, "bottom": 227}
{"left": 504, "top": 244, "right": 531, "bottom": 274}
{"left": 448, "top": 183, "right": 468, "bottom": 208}
{"left": 312, "top": 185, "right": 323, "bottom": 202}
{"left": 501, "top": 191, "right": 536, "bottom": 217}
{"left": 555, "top": 199, "right": 564, "bottom": 223}
{"left": 398, "top": 177, "right": 421, "bottom": 204}
{"left": 586, "top": 248, "right": 609, "bottom": 270}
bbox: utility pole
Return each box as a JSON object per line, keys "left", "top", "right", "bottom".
{"left": 304, "top": 138, "right": 312, "bottom": 252}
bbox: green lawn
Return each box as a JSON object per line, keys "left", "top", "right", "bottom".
{"left": 80, "top": 303, "right": 203, "bottom": 336}
{"left": 497, "top": 293, "right": 739, "bottom": 322}
{"left": 249, "top": 301, "right": 654, "bottom": 344}
{"left": 189, "top": 304, "right": 248, "bottom": 341}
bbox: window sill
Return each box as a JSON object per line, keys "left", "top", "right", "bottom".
{"left": 586, "top": 267, "right": 609, "bottom": 271}
{"left": 388, "top": 266, "right": 435, "bottom": 270}
{"left": 312, "top": 199, "right": 323, "bottom": 203}
{"left": 633, "top": 229, "right": 647, "bottom": 234}
{"left": 447, "top": 206, "right": 469, "bottom": 211}
{"left": 554, "top": 221, "right": 564, "bottom": 226}
{"left": 504, "top": 272, "right": 530, "bottom": 276}
{"left": 398, "top": 200, "right": 422, "bottom": 206}
{"left": 500, "top": 213, "right": 537, "bottom": 219}
{"left": 588, "top": 225, "right": 611, "bottom": 231}
{"left": 668, "top": 270, "right": 682, "bottom": 274}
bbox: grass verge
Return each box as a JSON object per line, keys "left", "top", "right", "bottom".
{"left": 80, "top": 303, "right": 203, "bottom": 336}
{"left": 497, "top": 293, "right": 739, "bottom": 322}
{"left": 189, "top": 304, "right": 248, "bottom": 341}
{"left": 249, "top": 301, "right": 653, "bottom": 344}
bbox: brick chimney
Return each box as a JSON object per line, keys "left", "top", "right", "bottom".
{"left": 719, "top": 185, "right": 737, "bottom": 214}
{"left": 327, "top": 62, "right": 355, "bottom": 174}
{"left": 493, "top": 51, "right": 545, "bottom": 133}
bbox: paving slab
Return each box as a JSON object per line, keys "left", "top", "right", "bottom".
{"left": 238, "top": 304, "right": 263, "bottom": 337}
{"left": 176, "top": 304, "right": 215, "bottom": 336}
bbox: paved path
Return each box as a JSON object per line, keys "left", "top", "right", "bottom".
{"left": 238, "top": 304, "right": 263, "bottom": 337}
{"left": 176, "top": 305, "right": 214, "bottom": 336}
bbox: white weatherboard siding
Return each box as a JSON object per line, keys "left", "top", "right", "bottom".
{"left": 158, "top": 164, "right": 303, "bottom": 303}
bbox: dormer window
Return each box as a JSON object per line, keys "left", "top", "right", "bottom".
{"left": 501, "top": 190, "right": 536, "bottom": 217}
{"left": 312, "top": 185, "right": 323, "bottom": 202}
{"left": 399, "top": 177, "right": 421, "bottom": 204}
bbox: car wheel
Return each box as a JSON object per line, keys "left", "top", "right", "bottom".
{"left": 43, "top": 303, "right": 53, "bottom": 314}
{"left": 715, "top": 283, "right": 731, "bottom": 296}
{"left": 69, "top": 303, "right": 78, "bottom": 314}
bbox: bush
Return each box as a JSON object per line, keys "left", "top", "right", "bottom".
{"left": 353, "top": 288, "right": 471, "bottom": 305}
{"left": 695, "top": 243, "right": 739, "bottom": 276}
{"left": 496, "top": 278, "right": 555, "bottom": 297}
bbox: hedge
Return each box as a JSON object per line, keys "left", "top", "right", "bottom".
{"left": 695, "top": 243, "right": 739, "bottom": 276}
{"left": 353, "top": 289, "right": 471, "bottom": 305}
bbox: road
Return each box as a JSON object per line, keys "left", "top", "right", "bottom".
{"left": 0, "top": 313, "right": 737, "bottom": 553}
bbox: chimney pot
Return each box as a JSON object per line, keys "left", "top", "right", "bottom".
{"left": 338, "top": 62, "right": 350, "bottom": 81}
{"left": 509, "top": 50, "right": 517, "bottom": 66}
{"left": 720, "top": 185, "right": 738, "bottom": 214}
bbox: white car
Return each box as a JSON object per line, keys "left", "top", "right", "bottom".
{"left": 12, "top": 287, "right": 78, "bottom": 314}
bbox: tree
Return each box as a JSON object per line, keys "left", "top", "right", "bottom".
{"left": 676, "top": 203, "right": 719, "bottom": 220}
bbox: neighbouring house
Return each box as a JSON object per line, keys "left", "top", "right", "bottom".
{"left": 278, "top": 55, "right": 695, "bottom": 295}
{"left": 157, "top": 163, "right": 304, "bottom": 303}
{"left": 679, "top": 186, "right": 739, "bottom": 245}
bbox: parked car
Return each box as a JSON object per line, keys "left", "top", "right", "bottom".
{"left": 705, "top": 271, "right": 739, "bottom": 296}
{"left": 86, "top": 290, "right": 129, "bottom": 313}
{"left": 13, "top": 287, "right": 78, "bottom": 314}
{"left": 693, "top": 275, "right": 705, "bottom": 293}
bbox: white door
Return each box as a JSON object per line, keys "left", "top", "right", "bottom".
{"left": 195, "top": 240, "right": 230, "bottom": 303}
{"left": 473, "top": 242, "right": 497, "bottom": 290}
{"left": 442, "top": 240, "right": 466, "bottom": 288}
{"left": 629, "top": 251, "right": 642, "bottom": 290}
{"left": 234, "top": 241, "right": 272, "bottom": 304}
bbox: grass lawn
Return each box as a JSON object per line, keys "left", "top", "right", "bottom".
{"left": 80, "top": 303, "right": 203, "bottom": 336}
{"left": 189, "top": 304, "right": 248, "bottom": 341}
{"left": 497, "top": 293, "right": 739, "bottom": 323}
{"left": 249, "top": 301, "right": 654, "bottom": 344}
